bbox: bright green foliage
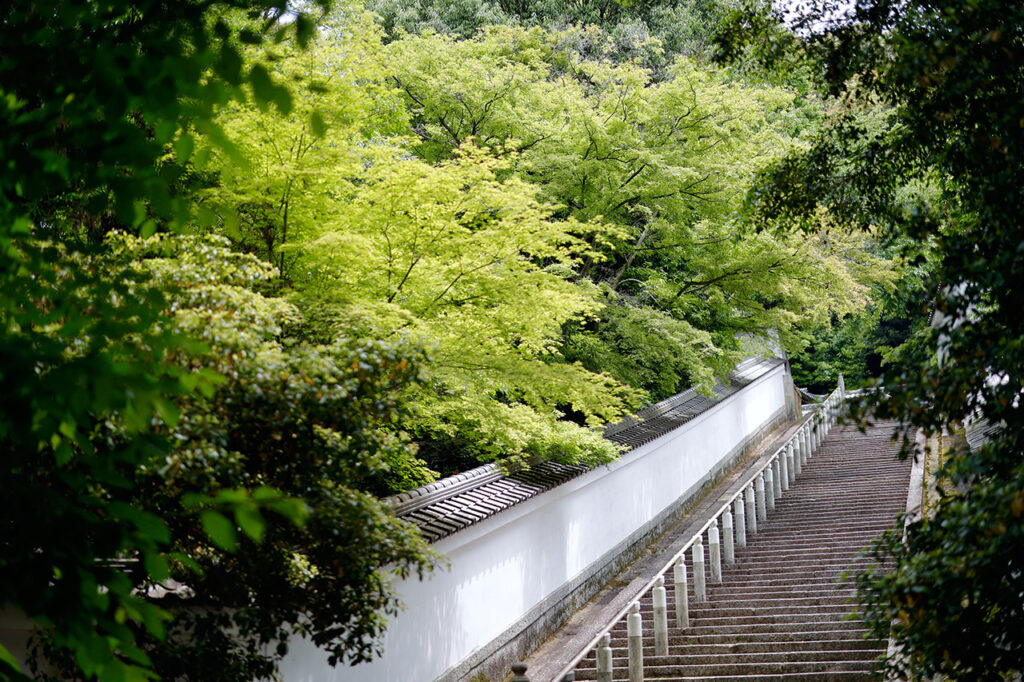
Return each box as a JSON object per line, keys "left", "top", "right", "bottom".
{"left": 202, "top": 11, "right": 408, "bottom": 275}
{"left": 389, "top": 26, "right": 886, "bottom": 398}
{"left": 716, "top": 0, "right": 1024, "bottom": 678}
{"left": 0, "top": 0, "right": 446, "bottom": 678}
{"left": 295, "top": 144, "right": 635, "bottom": 468}
{"left": 198, "top": 20, "right": 637, "bottom": 469}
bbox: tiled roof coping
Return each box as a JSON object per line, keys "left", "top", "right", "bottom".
{"left": 385, "top": 357, "right": 783, "bottom": 542}
{"left": 387, "top": 464, "right": 505, "bottom": 515}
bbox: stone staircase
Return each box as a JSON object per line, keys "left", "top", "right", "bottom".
{"left": 567, "top": 421, "right": 910, "bottom": 681}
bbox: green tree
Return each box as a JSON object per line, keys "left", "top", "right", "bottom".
{"left": 716, "top": 0, "right": 1024, "bottom": 678}
{"left": 293, "top": 143, "right": 636, "bottom": 469}
{"left": 0, "top": 0, "right": 436, "bottom": 679}
{"left": 196, "top": 20, "right": 637, "bottom": 472}
{"left": 367, "top": 0, "right": 738, "bottom": 69}
{"left": 201, "top": 11, "right": 407, "bottom": 276}
{"left": 80, "top": 234, "right": 434, "bottom": 680}
{"left": 389, "top": 25, "right": 889, "bottom": 398}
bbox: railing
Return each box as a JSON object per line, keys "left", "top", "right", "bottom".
{"left": 532, "top": 377, "right": 848, "bottom": 682}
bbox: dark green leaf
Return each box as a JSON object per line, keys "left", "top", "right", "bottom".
{"left": 200, "top": 511, "right": 238, "bottom": 551}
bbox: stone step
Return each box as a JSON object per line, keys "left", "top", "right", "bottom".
{"left": 685, "top": 575, "right": 857, "bottom": 590}
{"left": 608, "top": 618, "right": 872, "bottom": 637}
{"left": 547, "top": 420, "right": 910, "bottom": 682}
{"left": 575, "top": 670, "right": 876, "bottom": 681}
{"left": 573, "top": 658, "right": 877, "bottom": 680}
{"left": 574, "top": 647, "right": 882, "bottom": 672}
{"left": 576, "top": 637, "right": 880, "bottom": 657}
{"left": 728, "top": 528, "right": 892, "bottom": 541}
{"left": 660, "top": 627, "right": 876, "bottom": 646}
{"left": 724, "top": 537, "right": 886, "bottom": 550}
{"left": 734, "top": 520, "right": 895, "bottom": 532}
{"left": 686, "top": 603, "right": 860, "bottom": 618}
{"left": 627, "top": 599, "right": 861, "bottom": 615}
{"left": 690, "top": 565, "right": 871, "bottom": 580}
{"left": 697, "top": 587, "right": 857, "bottom": 599}
{"left": 708, "top": 552, "right": 876, "bottom": 561}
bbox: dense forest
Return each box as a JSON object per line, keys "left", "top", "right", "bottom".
{"left": 2, "top": 0, "right": 1020, "bottom": 679}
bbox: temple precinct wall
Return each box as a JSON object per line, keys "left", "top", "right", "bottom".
{"left": 280, "top": 358, "right": 797, "bottom": 682}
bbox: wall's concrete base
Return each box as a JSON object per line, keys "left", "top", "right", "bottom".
{"left": 457, "top": 403, "right": 795, "bottom": 682}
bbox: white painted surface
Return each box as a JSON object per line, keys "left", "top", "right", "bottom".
{"left": 280, "top": 363, "right": 790, "bottom": 681}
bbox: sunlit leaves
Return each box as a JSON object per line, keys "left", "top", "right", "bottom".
{"left": 389, "top": 25, "right": 882, "bottom": 399}
{"left": 295, "top": 142, "right": 635, "bottom": 466}
{"left": 200, "top": 12, "right": 403, "bottom": 277}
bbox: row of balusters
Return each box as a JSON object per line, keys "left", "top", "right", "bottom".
{"left": 520, "top": 381, "right": 848, "bottom": 682}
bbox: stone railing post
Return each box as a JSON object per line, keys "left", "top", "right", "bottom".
{"left": 510, "top": 663, "right": 530, "bottom": 682}
{"left": 722, "top": 508, "right": 735, "bottom": 564}
{"left": 794, "top": 434, "right": 804, "bottom": 477}
{"left": 765, "top": 465, "right": 776, "bottom": 511}
{"left": 755, "top": 473, "right": 767, "bottom": 522}
{"left": 734, "top": 496, "right": 746, "bottom": 547}
{"left": 782, "top": 443, "right": 792, "bottom": 489}
{"left": 673, "top": 556, "right": 689, "bottom": 628}
{"left": 692, "top": 537, "right": 707, "bottom": 602}
{"left": 772, "top": 456, "right": 783, "bottom": 501}
{"left": 653, "top": 576, "right": 668, "bottom": 656}
{"left": 744, "top": 484, "right": 757, "bottom": 536}
{"left": 627, "top": 602, "right": 644, "bottom": 682}
{"left": 708, "top": 519, "right": 722, "bottom": 582}
{"left": 596, "top": 634, "right": 613, "bottom": 682}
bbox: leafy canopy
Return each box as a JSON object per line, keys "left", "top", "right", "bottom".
{"left": 0, "top": 0, "right": 437, "bottom": 679}
{"left": 389, "top": 24, "right": 891, "bottom": 397}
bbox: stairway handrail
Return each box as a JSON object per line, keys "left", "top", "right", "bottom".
{"left": 548, "top": 380, "right": 846, "bottom": 682}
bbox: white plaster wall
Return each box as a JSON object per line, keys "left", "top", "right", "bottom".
{"left": 280, "top": 363, "right": 790, "bottom": 682}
